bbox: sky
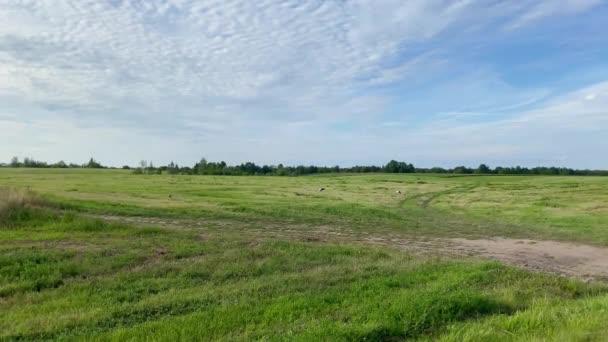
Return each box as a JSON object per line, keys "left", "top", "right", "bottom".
{"left": 1, "top": 0, "right": 607, "bottom": 168}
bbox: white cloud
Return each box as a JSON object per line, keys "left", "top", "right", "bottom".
{"left": 385, "top": 81, "right": 608, "bottom": 168}
{"left": 0, "top": 0, "right": 605, "bottom": 167}
{"left": 506, "top": 0, "right": 603, "bottom": 30}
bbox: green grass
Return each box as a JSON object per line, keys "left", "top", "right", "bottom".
{"left": 2, "top": 169, "right": 608, "bottom": 340}
{"left": 1, "top": 168, "right": 607, "bottom": 244}
{"left": 2, "top": 206, "right": 608, "bottom": 341}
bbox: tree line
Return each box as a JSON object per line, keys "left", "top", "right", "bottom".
{"left": 1, "top": 157, "right": 105, "bottom": 169}
{"left": 133, "top": 159, "right": 608, "bottom": 176}
{"left": 134, "top": 159, "right": 415, "bottom": 176}
{"left": 2, "top": 157, "right": 607, "bottom": 176}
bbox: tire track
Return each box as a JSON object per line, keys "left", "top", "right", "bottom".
{"left": 89, "top": 213, "right": 608, "bottom": 282}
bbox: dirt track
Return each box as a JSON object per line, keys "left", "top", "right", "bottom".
{"left": 93, "top": 214, "right": 608, "bottom": 282}
{"left": 449, "top": 238, "right": 608, "bottom": 282}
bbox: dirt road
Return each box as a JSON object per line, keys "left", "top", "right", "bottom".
{"left": 93, "top": 214, "right": 608, "bottom": 282}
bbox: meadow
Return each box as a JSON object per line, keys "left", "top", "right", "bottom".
{"left": 2, "top": 168, "right": 608, "bottom": 340}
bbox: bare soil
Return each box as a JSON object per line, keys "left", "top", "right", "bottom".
{"left": 91, "top": 214, "right": 608, "bottom": 282}
{"left": 449, "top": 238, "right": 608, "bottom": 282}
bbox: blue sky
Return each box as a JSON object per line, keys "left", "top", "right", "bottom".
{"left": 0, "top": 0, "right": 607, "bottom": 168}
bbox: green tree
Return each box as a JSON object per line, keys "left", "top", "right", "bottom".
{"left": 86, "top": 158, "right": 103, "bottom": 168}
{"left": 55, "top": 160, "right": 68, "bottom": 168}
{"left": 476, "top": 164, "right": 491, "bottom": 174}
{"left": 10, "top": 156, "right": 20, "bottom": 167}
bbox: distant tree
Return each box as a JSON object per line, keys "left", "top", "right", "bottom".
{"left": 20, "top": 157, "right": 48, "bottom": 168}
{"left": 430, "top": 167, "right": 447, "bottom": 174}
{"left": 167, "top": 161, "right": 179, "bottom": 175}
{"left": 384, "top": 160, "right": 400, "bottom": 173}
{"left": 384, "top": 160, "right": 415, "bottom": 173}
{"left": 10, "top": 156, "right": 20, "bottom": 167}
{"left": 195, "top": 158, "right": 208, "bottom": 175}
{"left": 476, "top": 164, "right": 491, "bottom": 174}
{"left": 86, "top": 158, "right": 103, "bottom": 168}
{"left": 125, "top": 158, "right": 608, "bottom": 177}
{"left": 453, "top": 166, "right": 473, "bottom": 174}
{"left": 55, "top": 160, "right": 68, "bottom": 168}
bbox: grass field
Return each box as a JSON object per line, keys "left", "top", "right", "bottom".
{"left": 2, "top": 169, "right": 608, "bottom": 340}
{"left": 2, "top": 168, "right": 607, "bottom": 244}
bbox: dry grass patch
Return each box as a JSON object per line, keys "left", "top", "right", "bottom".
{"left": 0, "top": 186, "right": 46, "bottom": 222}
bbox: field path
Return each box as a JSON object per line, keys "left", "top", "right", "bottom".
{"left": 418, "top": 183, "right": 479, "bottom": 208}
{"left": 396, "top": 182, "right": 480, "bottom": 211}
{"left": 91, "top": 214, "right": 608, "bottom": 282}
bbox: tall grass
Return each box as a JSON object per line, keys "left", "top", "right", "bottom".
{"left": 0, "top": 186, "right": 46, "bottom": 225}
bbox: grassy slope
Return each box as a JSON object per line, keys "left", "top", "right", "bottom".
{"left": 2, "top": 206, "right": 608, "bottom": 341}
{"left": 1, "top": 168, "right": 607, "bottom": 244}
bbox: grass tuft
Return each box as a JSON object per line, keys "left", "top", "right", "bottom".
{"left": 0, "top": 186, "right": 48, "bottom": 226}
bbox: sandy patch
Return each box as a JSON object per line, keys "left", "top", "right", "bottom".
{"left": 448, "top": 238, "right": 608, "bottom": 281}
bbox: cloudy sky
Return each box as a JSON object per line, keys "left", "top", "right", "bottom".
{"left": 1, "top": 0, "right": 607, "bottom": 168}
